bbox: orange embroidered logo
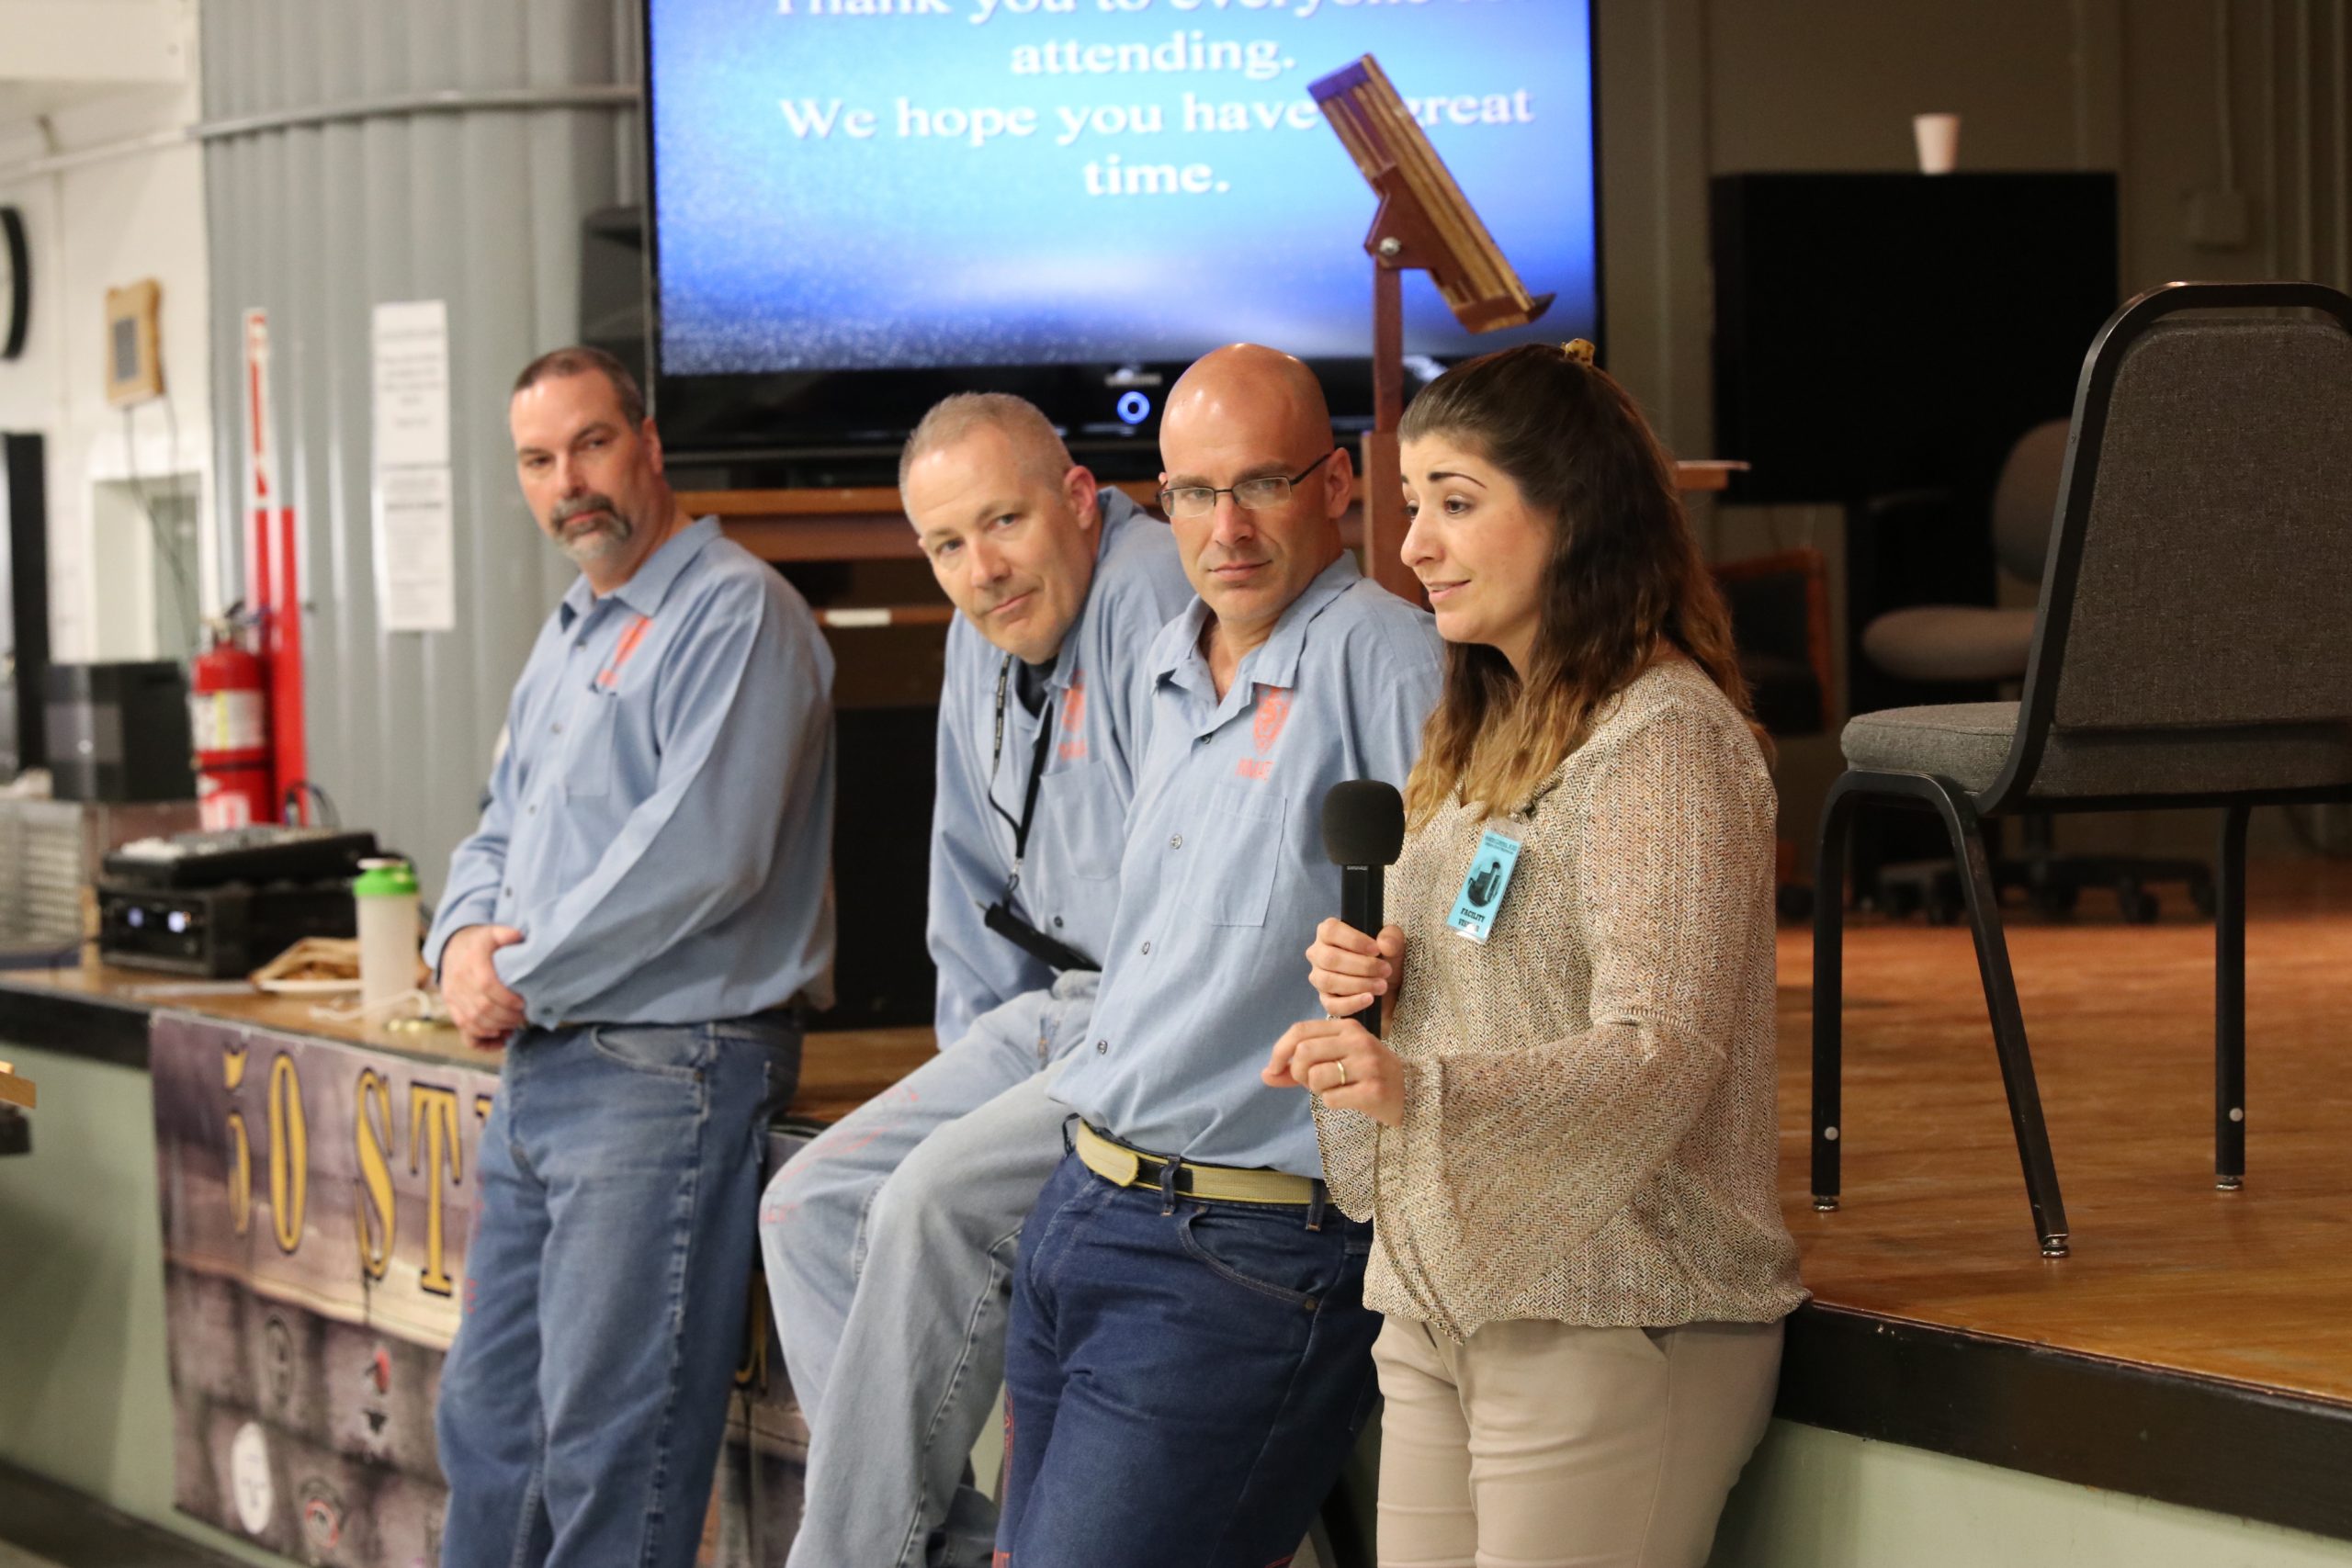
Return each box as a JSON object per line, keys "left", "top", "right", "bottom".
{"left": 1251, "top": 688, "right": 1291, "bottom": 753}
{"left": 1058, "top": 667, "right": 1088, "bottom": 762}
{"left": 596, "top": 615, "right": 653, "bottom": 690}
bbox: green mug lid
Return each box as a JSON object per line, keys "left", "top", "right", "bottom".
{"left": 353, "top": 858, "right": 418, "bottom": 897}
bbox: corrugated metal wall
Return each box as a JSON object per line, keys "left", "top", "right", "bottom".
{"left": 201, "top": 0, "right": 641, "bottom": 898}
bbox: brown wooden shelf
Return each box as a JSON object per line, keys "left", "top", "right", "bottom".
{"left": 692, "top": 464, "right": 1744, "bottom": 565}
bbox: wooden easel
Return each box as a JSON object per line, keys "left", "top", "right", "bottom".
{"left": 1312, "top": 56, "right": 1555, "bottom": 601}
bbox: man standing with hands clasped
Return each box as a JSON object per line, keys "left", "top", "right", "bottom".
{"left": 427, "top": 345, "right": 836, "bottom": 1568}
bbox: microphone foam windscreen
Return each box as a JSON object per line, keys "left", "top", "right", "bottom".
{"left": 1322, "top": 779, "right": 1407, "bottom": 866}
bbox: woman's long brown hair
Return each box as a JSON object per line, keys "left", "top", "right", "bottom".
{"left": 1398, "top": 342, "right": 1757, "bottom": 826}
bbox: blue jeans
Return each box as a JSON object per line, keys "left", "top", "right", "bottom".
{"left": 435, "top": 1017, "right": 800, "bottom": 1568}
{"left": 995, "top": 1146, "right": 1382, "bottom": 1567}
{"left": 760, "top": 976, "right": 1095, "bottom": 1568}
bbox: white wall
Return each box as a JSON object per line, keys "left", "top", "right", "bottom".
{"left": 0, "top": 48, "right": 213, "bottom": 668}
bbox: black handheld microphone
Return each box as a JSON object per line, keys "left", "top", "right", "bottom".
{"left": 1321, "top": 780, "right": 1408, "bottom": 1037}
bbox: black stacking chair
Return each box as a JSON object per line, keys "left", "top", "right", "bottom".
{"left": 1811, "top": 280, "right": 2352, "bottom": 1258}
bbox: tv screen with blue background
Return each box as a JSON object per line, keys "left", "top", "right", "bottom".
{"left": 649, "top": 0, "right": 1597, "bottom": 384}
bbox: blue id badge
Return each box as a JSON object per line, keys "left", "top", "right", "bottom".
{"left": 1446, "top": 824, "right": 1524, "bottom": 943}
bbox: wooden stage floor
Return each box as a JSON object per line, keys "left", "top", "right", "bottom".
{"left": 1770, "top": 857, "right": 2352, "bottom": 1538}
{"left": 1774, "top": 858, "right": 2352, "bottom": 1404}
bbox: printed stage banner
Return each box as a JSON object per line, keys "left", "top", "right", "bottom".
{"left": 150, "top": 1012, "right": 809, "bottom": 1566}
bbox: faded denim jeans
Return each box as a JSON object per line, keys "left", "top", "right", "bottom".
{"left": 435, "top": 1016, "right": 800, "bottom": 1568}
{"left": 760, "top": 973, "right": 1097, "bottom": 1568}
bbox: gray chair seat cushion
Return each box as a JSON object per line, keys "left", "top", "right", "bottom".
{"left": 1843, "top": 703, "right": 2352, "bottom": 800}
{"left": 1842, "top": 703, "right": 2018, "bottom": 793}
{"left": 1860, "top": 606, "right": 2037, "bottom": 682}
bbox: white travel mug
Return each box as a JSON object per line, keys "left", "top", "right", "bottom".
{"left": 354, "top": 859, "right": 422, "bottom": 1012}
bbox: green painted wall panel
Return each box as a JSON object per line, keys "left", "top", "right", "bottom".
{"left": 0, "top": 1040, "right": 278, "bottom": 1566}
{"left": 1713, "top": 1422, "right": 2352, "bottom": 1568}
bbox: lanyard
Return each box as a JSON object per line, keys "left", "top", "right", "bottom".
{"left": 982, "top": 657, "right": 1099, "bottom": 973}
{"left": 989, "top": 656, "right": 1059, "bottom": 893}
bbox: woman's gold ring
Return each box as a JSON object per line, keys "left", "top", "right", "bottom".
{"left": 1335, "top": 1060, "right": 1350, "bottom": 1088}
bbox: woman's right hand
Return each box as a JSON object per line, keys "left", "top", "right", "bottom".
{"left": 1306, "top": 919, "right": 1407, "bottom": 1018}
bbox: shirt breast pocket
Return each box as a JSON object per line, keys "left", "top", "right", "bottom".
{"left": 1182, "top": 784, "right": 1287, "bottom": 927}
{"left": 1037, "top": 757, "right": 1124, "bottom": 882}
{"left": 561, "top": 691, "right": 619, "bottom": 799}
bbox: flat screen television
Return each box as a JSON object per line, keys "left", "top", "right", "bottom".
{"left": 644, "top": 0, "right": 1598, "bottom": 475}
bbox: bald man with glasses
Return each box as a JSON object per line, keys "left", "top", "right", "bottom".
{"left": 990, "top": 344, "right": 1442, "bottom": 1564}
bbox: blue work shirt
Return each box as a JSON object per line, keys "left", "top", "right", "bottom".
{"left": 424, "top": 516, "right": 836, "bottom": 1027}
{"left": 1051, "top": 552, "right": 1443, "bottom": 1176}
{"left": 928, "top": 488, "right": 1195, "bottom": 1046}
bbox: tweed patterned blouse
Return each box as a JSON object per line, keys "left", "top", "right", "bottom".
{"left": 1313, "top": 660, "right": 1806, "bottom": 1341}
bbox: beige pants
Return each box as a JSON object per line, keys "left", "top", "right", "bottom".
{"left": 1371, "top": 1314, "right": 1783, "bottom": 1568}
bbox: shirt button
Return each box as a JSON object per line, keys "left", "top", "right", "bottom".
{"left": 1095, "top": 1040, "right": 1108, "bottom": 1055}
{"left": 1052, "top": 916, "right": 1064, "bottom": 928}
{"left": 1140, "top": 941, "right": 1151, "bottom": 954}
{"left": 526, "top": 804, "right": 537, "bottom": 815}
{"left": 1169, "top": 833, "right": 1183, "bottom": 849}
{"left": 551, "top": 722, "right": 564, "bottom": 734}
{"left": 503, "top": 886, "right": 514, "bottom": 897}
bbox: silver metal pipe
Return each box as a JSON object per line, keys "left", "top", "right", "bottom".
{"left": 0, "top": 124, "right": 187, "bottom": 181}
{"left": 0, "top": 83, "right": 635, "bottom": 183}
{"left": 193, "top": 83, "right": 638, "bottom": 142}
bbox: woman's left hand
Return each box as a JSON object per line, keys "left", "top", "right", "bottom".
{"left": 1261, "top": 1017, "right": 1407, "bottom": 1127}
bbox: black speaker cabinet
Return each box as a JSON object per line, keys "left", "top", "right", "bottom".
{"left": 44, "top": 661, "right": 195, "bottom": 803}
{"left": 0, "top": 433, "right": 48, "bottom": 782}
{"left": 824, "top": 704, "right": 938, "bottom": 1030}
{"left": 1713, "top": 171, "right": 2120, "bottom": 703}
{"left": 1711, "top": 172, "right": 2119, "bottom": 509}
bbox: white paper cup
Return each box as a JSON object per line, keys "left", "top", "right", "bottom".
{"left": 1914, "top": 113, "right": 1960, "bottom": 175}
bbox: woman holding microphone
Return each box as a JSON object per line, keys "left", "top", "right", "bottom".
{"left": 1264, "top": 341, "right": 1804, "bottom": 1568}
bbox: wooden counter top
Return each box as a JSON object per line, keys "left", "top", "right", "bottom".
{"left": 0, "top": 957, "right": 937, "bottom": 1127}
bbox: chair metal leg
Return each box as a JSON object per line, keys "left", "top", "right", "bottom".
{"left": 2215, "top": 803, "right": 2250, "bottom": 1190}
{"left": 1811, "top": 777, "right": 1863, "bottom": 1213}
{"left": 1813, "top": 772, "right": 2072, "bottom": 1256}
{"left": 1926, "top": 782, "right": 2071, "bottom": 1257}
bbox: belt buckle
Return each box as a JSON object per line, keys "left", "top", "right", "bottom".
{"left": 1090, "top": 1129, "right": 1141, "bottom": 1188}
{"left": 1106, "top": 1144, "right": 1144, "bottom": 1187}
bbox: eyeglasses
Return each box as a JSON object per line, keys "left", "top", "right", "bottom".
{"left": 1158, "top": 448, "right": 1339, "bottom": 520}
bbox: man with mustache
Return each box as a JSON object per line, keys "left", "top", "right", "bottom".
{"left": 425, "top": 345, "right": 835, "bottom": 1568}
{"left": 992, "top": 344, "right": 1443, "bottom": 1563}
{"left": 761, "top": 392, "right": 1191, "bottom": 1568}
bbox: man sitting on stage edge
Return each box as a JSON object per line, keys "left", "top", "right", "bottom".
{"left": 993, "top": 344, "right": 1444, "bottom": 1562}
{"left": 760, "top": 393, "right": 1193, "bottom": 1568}
{"left": 427, "top": 346, "right": 836, "bottom": 1568}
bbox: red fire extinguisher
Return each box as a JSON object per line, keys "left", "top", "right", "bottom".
{"left": 190, "top": 609, "right": 274, "bottom": 829}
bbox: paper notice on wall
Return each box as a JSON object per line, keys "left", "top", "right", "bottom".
{"left": 372, "top": 301, "right": 450, "bottom": 468}
{"left": 370, "top": 300, "right": 456, "bottom": 632}
{"left": 374, "top": 465, "right": 457, "bottom": 634}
